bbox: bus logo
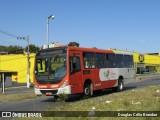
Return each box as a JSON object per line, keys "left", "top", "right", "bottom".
{"left": 103, "top": 70, "right": 110, "bottom": 78}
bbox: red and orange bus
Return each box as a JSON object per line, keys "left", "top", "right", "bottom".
{"left": 34, "top": 46, "right": 135, "bottom": 97}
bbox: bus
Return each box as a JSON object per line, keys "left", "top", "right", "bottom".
{"left": 34, "top": 46, "right": 135, "bottom": 97}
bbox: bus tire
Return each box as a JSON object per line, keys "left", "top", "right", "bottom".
{"left": 112, "top": 79, "right": 124, "bottom": 92}
{"left": 83, "top": 82, "right": 93, "bottom": 98}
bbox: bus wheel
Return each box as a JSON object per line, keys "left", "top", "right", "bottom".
{"left": 112, "top": 79, "right": 124, "bottom": 92}
{"left": 83, "top": 82, "right": 93, "bottom": 98}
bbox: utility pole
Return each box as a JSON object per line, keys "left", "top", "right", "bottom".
{"left": 2, "top": 73, "right": 5, "bottom": 93}
{"left": 26, "top": 36, "right": 30, "bottom": 88}
{"left": 17, "top": 36, "right": 30, "bottom": 88}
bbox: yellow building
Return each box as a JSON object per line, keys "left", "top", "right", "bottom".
{"left": 0, "top": 54, "right": 35, "bottom": 85}
{"left": 134, "top": 52, "right": 160, "bottom": 73}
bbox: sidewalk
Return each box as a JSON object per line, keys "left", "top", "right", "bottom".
{"left": 0, "top": 86, "right": 34, "bottom": 94}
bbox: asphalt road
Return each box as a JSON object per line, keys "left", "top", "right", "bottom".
{"left": 0, "top": 77, "right": 160, "bottom": 111}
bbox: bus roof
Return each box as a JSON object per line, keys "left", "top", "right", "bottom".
{"left": 112, "top": 50, "right": 133, "bottom": 55}
{"left": 68, "top": 46, "right": 114, "bottom": 54}
{"left": 37, "top": 46, "right": 133, "bottom": 55}
{"left": 38, "top": 46, "right": 67, "bottom": 52}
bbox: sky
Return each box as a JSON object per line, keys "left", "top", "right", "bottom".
{"left": 0, "top": 0, "right": 160, "bottom": 53}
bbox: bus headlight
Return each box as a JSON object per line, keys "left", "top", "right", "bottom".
{"left": 60, "top": 80, "right": 68, "bottom": 88}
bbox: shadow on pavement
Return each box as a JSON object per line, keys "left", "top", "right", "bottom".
{"left": 40, "top": 85, "right": 137, "bottom": 103}
{"left": 67, "top": 85, "right": 137, "bottom": 102}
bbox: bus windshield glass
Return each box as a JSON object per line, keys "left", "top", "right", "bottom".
{"left": 35, "top": 55, "right": 66, "bottom": 82}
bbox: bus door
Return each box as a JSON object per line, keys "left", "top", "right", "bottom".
{"left": 69, "top": 51, "right": 83, "bottom": 94}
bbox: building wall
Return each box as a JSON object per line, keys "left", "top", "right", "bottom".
{"left": 0, "top": 54, "right": 35, "bottom": 83}
{"left": 134, "top": 53, "right": 160, "bottom": 73}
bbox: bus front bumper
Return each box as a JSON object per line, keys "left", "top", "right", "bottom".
{"left": 34, "top": 85, "right": 72, "bottom": 96}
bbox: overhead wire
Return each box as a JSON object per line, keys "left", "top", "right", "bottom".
{"left": 0, "top": 29, "right": 19, "bottom": 38}
{"left": 0, "top": 29, "right": 27, "bottom": 47}
{"left": 0, "top": 29, "right": 27, "bottom": 41}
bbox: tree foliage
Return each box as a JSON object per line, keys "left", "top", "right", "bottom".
{"left": 25, "top": 44, "right": 40, "bottom": 53}
{"left": 0, "top": 46, "right": 8, "bottom": 52}
{"left": 0, "top": 44, "right": 40, "bottom": 54}
{"left": 0, "top": 45, "right": 24, "bottom": 54}
{"left": 7, "top": 45, "right": 24, "bottom": 54}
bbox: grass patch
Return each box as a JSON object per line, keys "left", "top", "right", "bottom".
{"left": 0, "top": 93, "right": 38, "bottom": 103}
{"left": 16, "top": 85, "right": 160, "bottom": 120}
{"left": 49, "top": 85, "right": 160, "bottom": 111}
{"left": 56, "top": 93, "right": 68, "bottom": 102}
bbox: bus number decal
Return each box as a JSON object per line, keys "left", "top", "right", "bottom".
{"left": 83, "top": 70, "right": 90, "bottom": 74}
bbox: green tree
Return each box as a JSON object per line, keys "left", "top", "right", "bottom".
{"left": 0, "top": 46, "right": 8, "bottom": 52}
{"left": 25, "top": 44, "right": 40, "bottom": 53}
{"left": 7, "top": 45, "right": 24, "bottom": 54}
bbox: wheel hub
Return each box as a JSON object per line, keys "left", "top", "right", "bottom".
{"left": 85, "top": 87, "right": 89, "bottom": 95}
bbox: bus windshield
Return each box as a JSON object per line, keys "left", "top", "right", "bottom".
{"left": 35, "top": 55, "right": 66, "bottom": 83}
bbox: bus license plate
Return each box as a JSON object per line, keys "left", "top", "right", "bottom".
{"left": 46, "top": 92, "right": 52, "bottom": 95}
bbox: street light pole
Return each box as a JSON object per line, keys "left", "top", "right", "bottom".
{"left": 47, "top": 18, "right": 49, "bottom": 48}
{"left": 46, "top": 15, "right": 54, "bottom": 48}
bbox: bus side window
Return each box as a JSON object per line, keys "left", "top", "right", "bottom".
{"left": 115, "top": 54, "right": 124, "bottom": 68}
{"left": 96, "top": 53, "right": 106, "bottom": 68}
{"left": 84, "top": 57, "right": 88, "bottom": 68}
{"left": 130, "top": 55, "right": 134, "bottom": 68}
{"left": 124, "top": 55, "right": 134, "bottom": 68}
{"left": 107, "top": 54, "right": 115, "bottom": 68}
{"left": 83, "top": 52, "right": 95, "bottom": 69}
{"left": 124, "top": 55, "right": 130, "bottom": 68}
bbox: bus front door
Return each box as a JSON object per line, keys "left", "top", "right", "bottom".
{"left": 69, "top": 52, "right": 83, "bottom": 94}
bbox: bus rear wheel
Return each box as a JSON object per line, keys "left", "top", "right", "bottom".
{"left": 112, "top": 79, "right": 124, "bottom": 92}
